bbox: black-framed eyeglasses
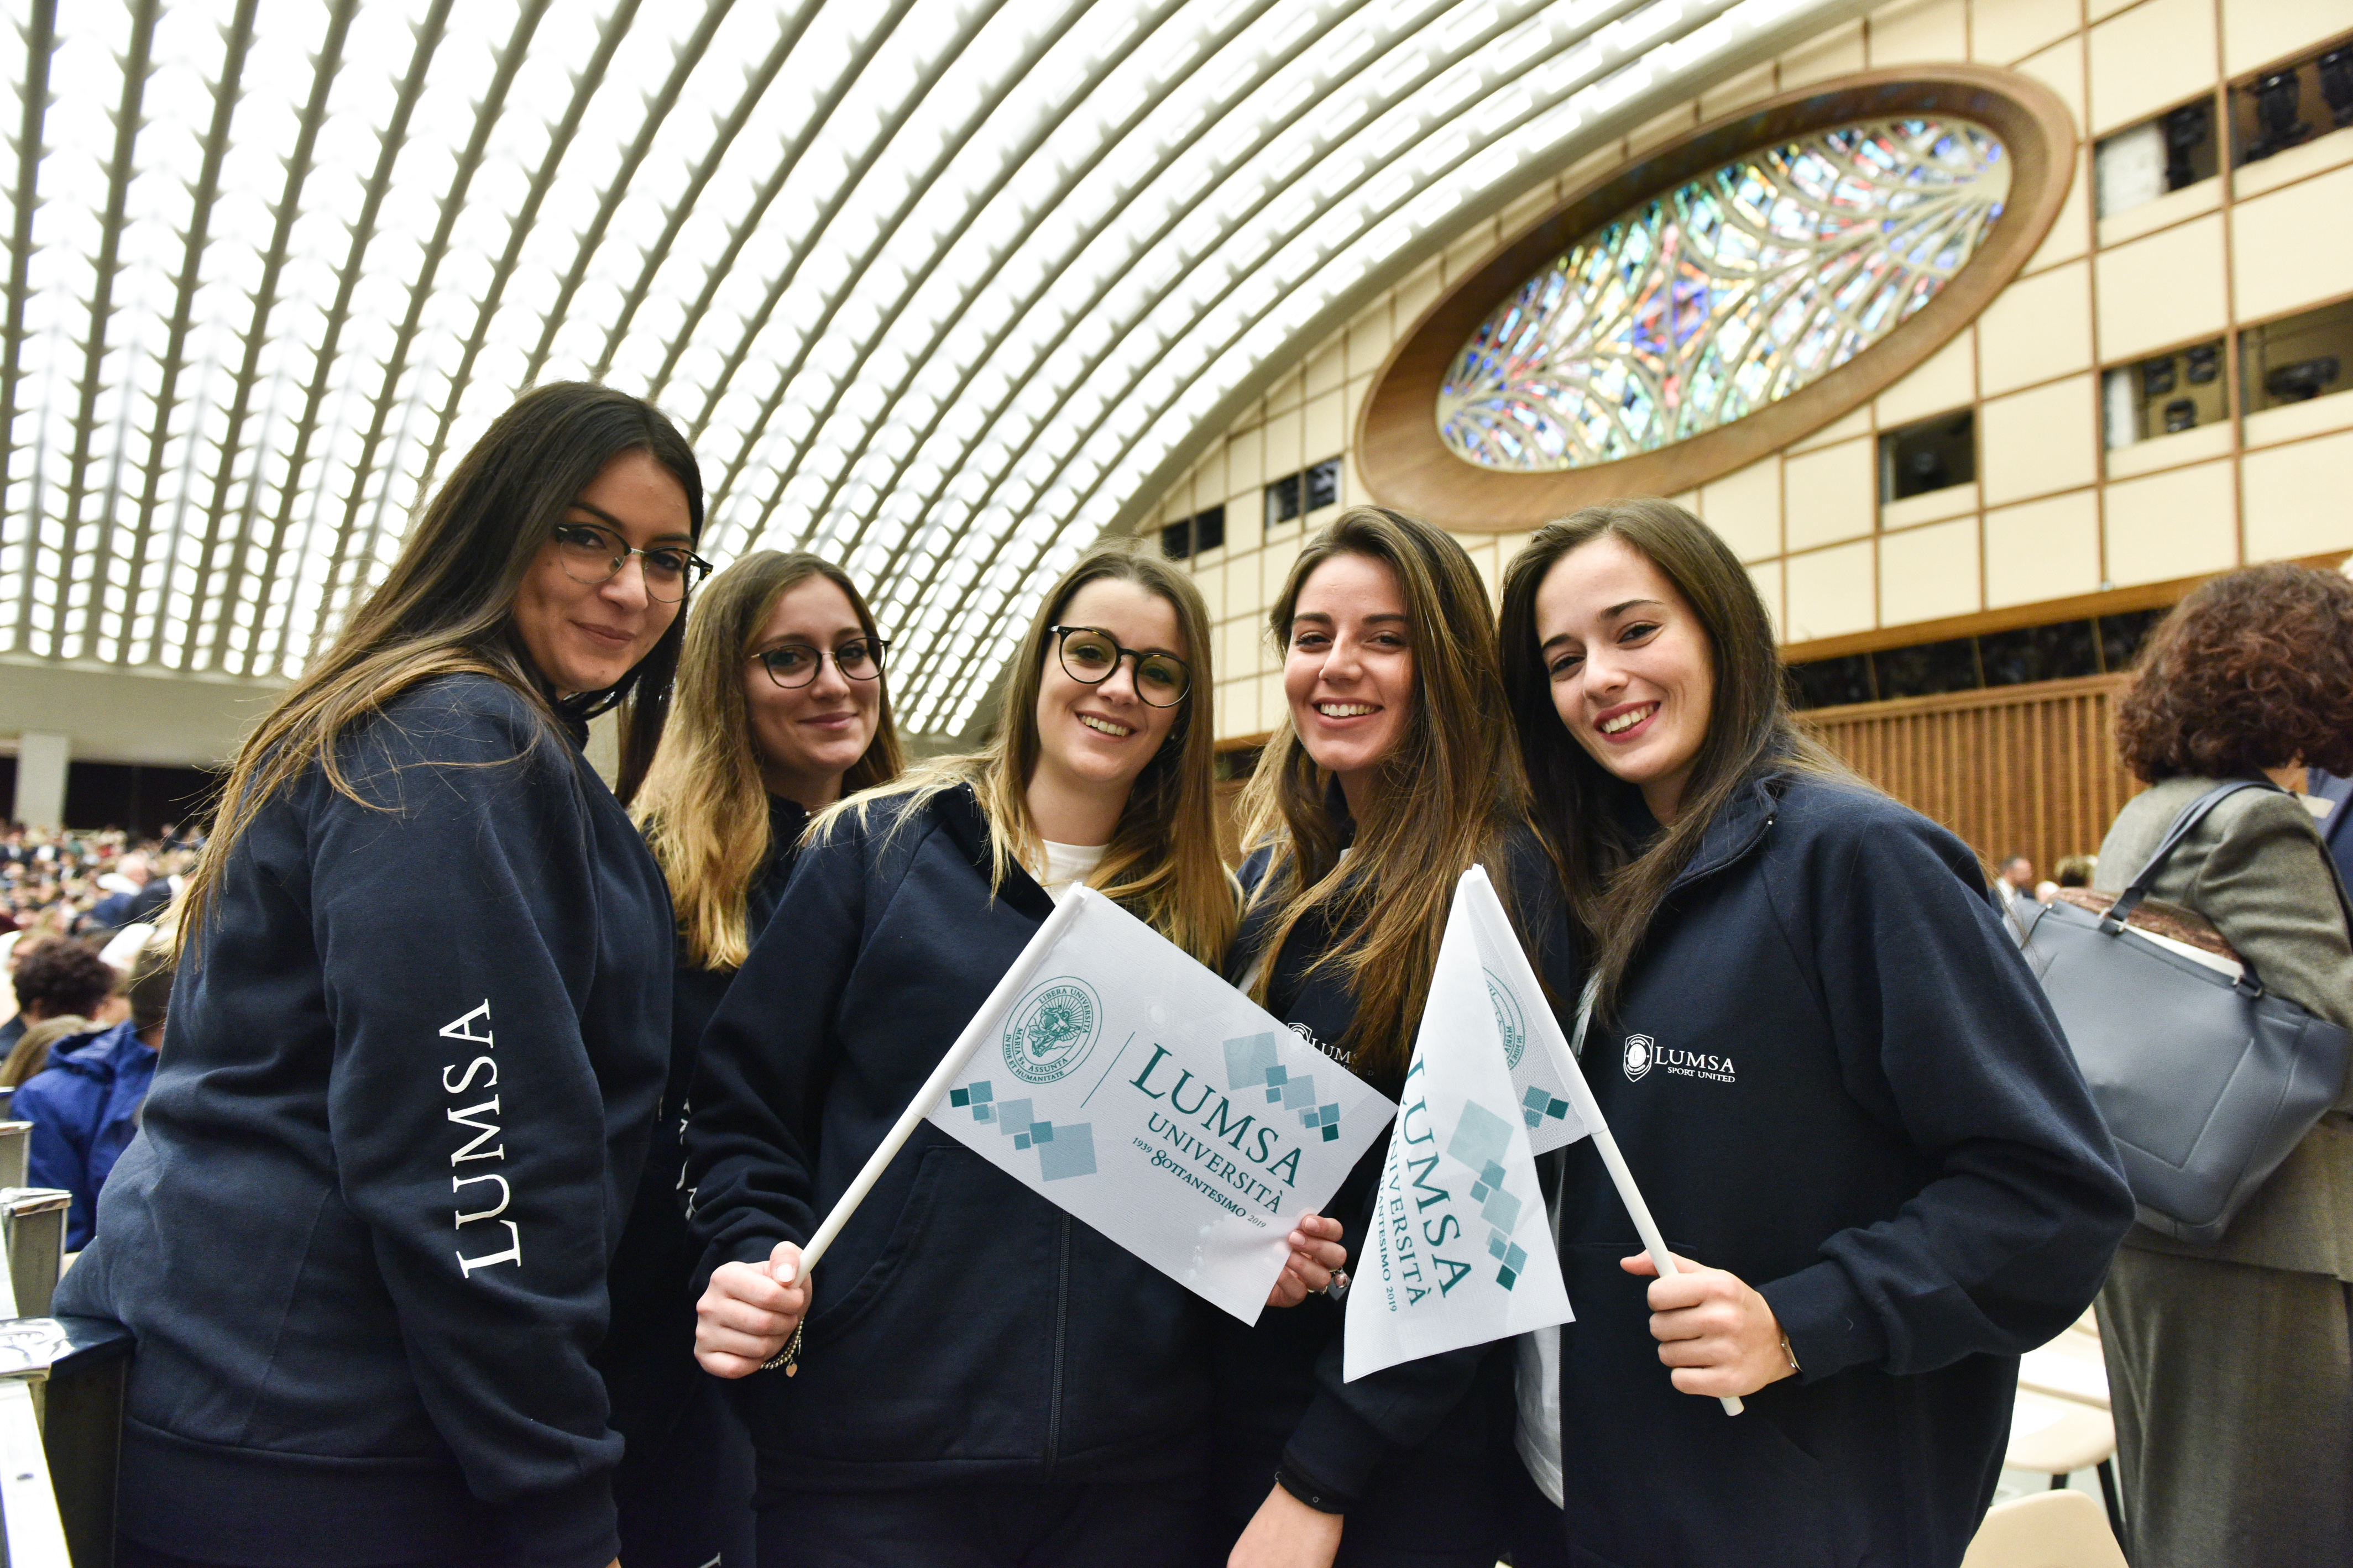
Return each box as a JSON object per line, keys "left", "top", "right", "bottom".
{"left": 753, "top": 638, "right": 890, "bottom": 689}
{"left": 550, "top": 521, "right": 712, "bottom": 604}
{"left": 1048, "top": 625, "right": 1191, "bottom": 707}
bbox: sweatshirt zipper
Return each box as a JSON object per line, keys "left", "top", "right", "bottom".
{"left": 1046, "top": 1213, "right": 1070, "bottom": 1470}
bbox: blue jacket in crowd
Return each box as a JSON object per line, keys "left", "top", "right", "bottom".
{"left": 684, "top": 783, "right": 1217, "bottom": 1492}
{"left": 19, "top": 1018, "right": 158, "bottom": 1251}
{"left": 54, "top": 675, "right": 674, "bottom": 1568}
{"left": 1546, "top": 773, "right": 2134, "bottom": 1568}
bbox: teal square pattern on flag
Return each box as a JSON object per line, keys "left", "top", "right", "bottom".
{"left": 930, "top": 891, "right": 1393, "bottom": 1324}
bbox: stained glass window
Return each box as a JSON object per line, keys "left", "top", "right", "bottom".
{"left": 1437, "top": 119, "right": 2010, "bottom": 473}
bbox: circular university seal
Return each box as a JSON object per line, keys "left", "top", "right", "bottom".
{"left": 1623, "top": 1034, "right": 1655, "bottom": 1083}
{"left": 1002, "top": 977, "right": 1104, "bottom": 1084}
{"left": 1484, "top": 971, "right": 1527, "bottom": 1070}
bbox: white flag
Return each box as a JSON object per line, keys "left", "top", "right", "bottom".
{"left": 1343, "top": 865, "right": 1577, "bottom": 1382}
{"left": 928, "top": 889, "right": 1394, "bottom": 1324}
{"left": 1466, "top": 868, "right": 1596, "bottom": 1156}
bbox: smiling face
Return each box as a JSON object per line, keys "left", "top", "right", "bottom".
{"left": 510, "top": 450, "right": 694, "bottom": 696}
{"left": 1029, "top": 576, "right": 1189, "bottom": 815}
{"left": 744, "top": 573, "right": 882, "bottom": 810}
{"left": 1284, "top": 552, "right": 1415, "bottom": 813}
{"left": 1534, "top": 532, "right": 1717, "bottom": 823}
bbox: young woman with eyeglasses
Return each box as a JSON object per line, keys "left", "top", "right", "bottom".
{"left": 589, "top": 552, "right": 904, "bottom": 1566}
{"left": 1219, "top": 507, "right": 1570, "bottom": 1568}
{"left": 56, "top": 384, "right": 708, "bottom": 1568}
{"left": 683, "top": 546, "right": 1346, "bottom": 1567}
{"left": 1494, "top": 500, "right": 2132, "bottom": 1568}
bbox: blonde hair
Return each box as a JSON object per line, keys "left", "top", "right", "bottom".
{"left": 2, "top": 1014, "right": 91, "bottom": 1089}
{"left": 817, "top": 547, "right": 1235, "bottom": 966}
{"left": 1238, "top": 507, "right": 1528, "bottom": 1083}
{"left": 635, "top": 552, "right": 906, "bottom": 971}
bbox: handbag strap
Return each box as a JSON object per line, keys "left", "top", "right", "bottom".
{"left": 2108, "top": 782, "right": 2274, "bottom": 929}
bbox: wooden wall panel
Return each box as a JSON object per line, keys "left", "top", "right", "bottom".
{"left": 1801, "top": 673, "right": 2141, "bottom": 879}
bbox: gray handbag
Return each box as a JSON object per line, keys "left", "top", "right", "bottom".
{"left": 2019, "top": 782, "right": 2353, "bottom": 1244}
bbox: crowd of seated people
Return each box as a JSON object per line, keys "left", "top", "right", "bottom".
{"left": 1, "top": 823, "right": 201, "bottom": 942}
{"left": 0, "top": 828, "right": 184, "bottom": 1258}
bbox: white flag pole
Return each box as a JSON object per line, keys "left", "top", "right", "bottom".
{"left": 1555, "top": 975, "right": 1744, "bottom": 1418}
{"left": 798, "top": 887, "right": 1095, "bottom": 1272}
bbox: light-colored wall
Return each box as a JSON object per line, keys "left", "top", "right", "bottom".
{"left": 0, "top": 658, "right": 284, "bottom": 769}
{"left": 1148, "top": 0, "right": 2353, "bottom": 742}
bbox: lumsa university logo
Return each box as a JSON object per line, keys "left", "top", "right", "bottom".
{"left": 1483, "top": 970, "right": 1527, "bottom": 1071}
{"left": 1623, "top": 1034, "right": 1655, "bottom": 1082}
{"left": 1003, "top": 977, "right": 1102, "bottom": 1085}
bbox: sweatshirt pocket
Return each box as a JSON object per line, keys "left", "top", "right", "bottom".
{"left": 778, "top": 1143, "right": 1059, "bottom": 1466}
{"left": 1554, "top": 1241, "right": 1849, "bottom": 1568}
{"left": 800, "top": 1141, "right": 954, "bottom": 1347}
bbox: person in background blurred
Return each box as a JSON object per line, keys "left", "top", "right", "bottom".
{"left": 2090, "top": 562, "right": 2353, "bottom": 1568}
{"left": 84, "top": 853, "right": 169, "bottom": 932}
{"left": 19, "top": 939, "right": 172, "bottom": 1249}
{"left": 0, "top": 938, "right": 121, "bottom": 1067}
{"left": 6, "top": 1016, "right": 102, "bottom": 1093}
{"left": 1992, "top": 852, "right": 2035, "bottom": 930}
{"left": 2053, "top": 854, "right": 2096, "bottom": 891}
{"left": 610, "top": 550, "right": 907, "bottom": 1568}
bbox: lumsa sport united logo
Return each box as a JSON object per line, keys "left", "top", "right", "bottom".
{"left": 1002, "top": 977, "right": 1102, "bottom": 1085}
{"left": 1623, "top": 1034, "right": 1655, "bottom": 1082}
{"left": 1483, "top": 971, "right": 1526, "bottom": 1071}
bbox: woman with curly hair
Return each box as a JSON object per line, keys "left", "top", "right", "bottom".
{"left": 2093, "top": 562, "right": 2353, "bottom": 1568}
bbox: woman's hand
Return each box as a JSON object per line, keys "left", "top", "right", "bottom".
{"left": 1264, "top": 1213, "right": 1347, "bottom": 1308}
{"left": 1622, "top": 1251, "right": 1795, "bottom": 1399}
{"left": 1228, "top": 1482, "right": 1343, "bottom": 1568}
{"left": 696, "top": 1241, "right": 810, "bottom": 1378}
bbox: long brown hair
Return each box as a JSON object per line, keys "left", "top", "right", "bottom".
{"left": 1238, "top": 507, "right": 1525, "bottom": 1084}
{"left": 184, "top": 382, "right": 703, "bottom": 945}
{"left": 635, "top": 551, "right": 906, "bottom": 969}
{"left": 1498, "top": 499, "right": 1851, "bottom": 1016}
{"left": 817, "top": 546, "right": 1233, "bottom": 966}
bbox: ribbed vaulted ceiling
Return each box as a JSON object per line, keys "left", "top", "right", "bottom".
{"left": 2, "top": 0, "right": 1855, "bottom": 735}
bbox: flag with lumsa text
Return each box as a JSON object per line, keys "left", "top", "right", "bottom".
{"left": 927, "top": 889, "right": 1394, "bottom": 1323}
{"left": 1343, "top": 864, "right": 1577, "bottom": 1381}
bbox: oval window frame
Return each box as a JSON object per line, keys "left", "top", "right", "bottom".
{"left": 1358, "top": 66, "right": 2078, "bottom": 531}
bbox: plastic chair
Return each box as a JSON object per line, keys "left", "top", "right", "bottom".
{"left": 2007, "top": 1389, "right": 2114, "bottom": 1478}
{"left": 2008, "top": 1319, "right": 2125, "bottom": 1540}
{"left": 1960, "top": 1489, "right": 2127, "bottom": 1568}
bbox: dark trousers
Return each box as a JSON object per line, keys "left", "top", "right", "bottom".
{"left": 616, "top": 1376, "right": 756, "bottom": 1567}
{"left": 2098, "top": 1245, "right": 2353, "bottom": 1568}
{"left": 1504, "top": 1451, "right": 1571, "bottom": 1568}
{"left": 757, "top": 1478, "right": 1220, "bottom": 1568}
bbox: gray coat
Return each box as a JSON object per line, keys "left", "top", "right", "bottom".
{"left": 2094, "top": 776, "right": 2353, "bottom": 1279}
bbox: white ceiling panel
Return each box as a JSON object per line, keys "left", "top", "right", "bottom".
{"left": 1, "top": 0, "right": 1859, "bottom": 733}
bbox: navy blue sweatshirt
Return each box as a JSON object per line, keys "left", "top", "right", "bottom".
{"left": 600, "top": 793, "right": 808, "bottom": 1447}
{"left": 683, "top": 783, "right": 1217, "bottom": 1490}
{"left": 1213, "top": 830, "right": 1576, "bottom": 1551}
{"left": 1542, "top": 774, "right": 2132, "bottom": 1568}
{"left": 55, "top": 675, "right": 673, "bottom": 1568}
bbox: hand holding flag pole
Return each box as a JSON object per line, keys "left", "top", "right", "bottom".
{"left": 797, "top": 888, "right": 1095, "bottom": 1272}
{"left": 1557, "top": 973, "right": 1743, "bottom": 1418}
